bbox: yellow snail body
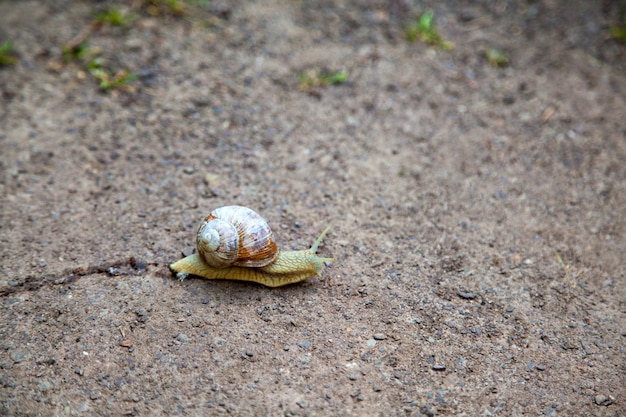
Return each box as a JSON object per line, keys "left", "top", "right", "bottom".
{"left": 169, "top": 206, "right": 333, "bottom": 287}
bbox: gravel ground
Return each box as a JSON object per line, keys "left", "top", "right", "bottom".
{"left": 1, "top": 1, "right": 625, "bottom": 415}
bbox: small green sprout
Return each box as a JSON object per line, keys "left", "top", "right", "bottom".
{"left": 86, "top": 55, "right": 105, "bottom": 71}
{"left": 611, "top": 26, "right": 626, "bottom": 40}
{"left": 298, "top": 69, "right": 348, "bottom": 90}
{"left": 0, "top": 41, "right": 17, "bottom": 66}
{"left": 485, "top": 48, "right": 508, "bottom": 68}
{"left": 89, "top": 68, "right": 137, "bottom": 92}
{"left": 62, "top": 38, "right": 135, "bottom": 92}
{"left": 319, "top": 70, "right": 347, "bottom": 85}
{"left": 162, "top": 0, "right": 187, "bottom": 14}
{"left": 62, "top": 39, "right": 90, "bottom": 63}
{"left": 610, "top": 7, "right": 626, "bottom": 41}
{"left": 145, "top": 0, "right": 187, "bottom": 16}
{"left": 96, "top": 8, "right": 136, "bottom": 27}
{"left": 405, "top": 12, "right": 453, "bottom": 50}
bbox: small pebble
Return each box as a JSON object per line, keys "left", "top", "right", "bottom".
{"left": 457, "top": 291, "right": 476, "bottom": 300}
{"left": 535, "top": 364, "right": 546, "bottom": 371}
{"left": 594, "top": 394, "right": 614, "bottom": 406}
{"left": 10, "top": 351, "right": 28, "bottom": 363}
{"left": 115, "top": 281, "right": 129, "bottom": 290}
{"left": 74, "top": 402, "right": 90, "bottom": 412}
{"left": 373, "top": 333, "right": 387, "bottom": 340}
{"left": 432, "top": 365, "right": 446, "bottom": 371}
{"left": 38, "top": 381, "right": 52, "bottom": 392}
{"left": 297, "top": 340, "right": 310, "bottom": 350}
{"left": 348, "top": 374, "right": 358, "bottom": 381}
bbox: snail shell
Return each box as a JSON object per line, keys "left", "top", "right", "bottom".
{"left": 196, "top": 205, "right": 279, "bottom": 268}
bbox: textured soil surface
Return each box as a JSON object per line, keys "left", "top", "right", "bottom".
{"left": 1, "top": 1, "right": 625, "bottom": 416}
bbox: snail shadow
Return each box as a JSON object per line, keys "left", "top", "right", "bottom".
{"left": 174, "top": 271, "right": 324, "bottom": 304}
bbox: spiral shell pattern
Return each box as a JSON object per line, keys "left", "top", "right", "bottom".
{"left": 196, "top": 206, "right": 279, "bottom": 268}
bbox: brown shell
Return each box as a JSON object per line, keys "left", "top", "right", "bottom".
{"left": 196, "top": 206, "right": 279, "bottom": 268}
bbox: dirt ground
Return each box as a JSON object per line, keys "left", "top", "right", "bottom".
{"left": 1, "top": 0, "right": 625, "bottom": 415}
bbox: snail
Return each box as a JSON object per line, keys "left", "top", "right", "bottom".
{"left": 169, "top": 206, "right": 334, "bottom": 287}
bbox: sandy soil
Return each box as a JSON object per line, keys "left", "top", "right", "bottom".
{"left": 1, "top": 0, "right": 625, "bottom": 415}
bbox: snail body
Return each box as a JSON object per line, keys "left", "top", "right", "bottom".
{"left": 170, "top": 206, "right": 333, "bottom": 287}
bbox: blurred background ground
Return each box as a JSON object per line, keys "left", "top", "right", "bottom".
{"left": 1, "top": 0, "right": 625, "bottom": 415}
